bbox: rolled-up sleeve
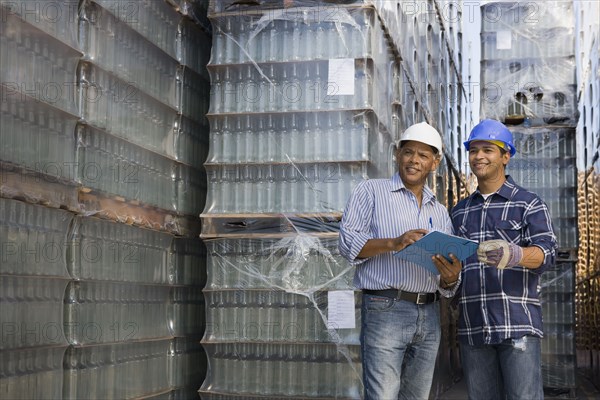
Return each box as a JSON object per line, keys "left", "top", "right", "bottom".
{"left": 524, "top": 198, "right": 557, "bottom": 274}
{"left": 338, "top": 181, "right": 374, "bottom": 265}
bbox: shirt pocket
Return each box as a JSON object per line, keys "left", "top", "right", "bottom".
{"left": 494, "top": 220, "right": 524, "bottom": 243}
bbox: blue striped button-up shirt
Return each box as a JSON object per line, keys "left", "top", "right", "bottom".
{"left": 339, "top": 173, "right": 454, "bottom": 294}
{"left": 451, "top": 176, "right": 557, "bottom": 345}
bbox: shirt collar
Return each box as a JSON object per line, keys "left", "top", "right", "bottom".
{"left": 390, "top": 172, "right": 437, "bottom": 204}
{"left": 475, "top": 175, "right": 517, "bottom": 200}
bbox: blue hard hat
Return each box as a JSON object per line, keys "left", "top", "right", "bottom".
{"left": 463, "top": 119, "right": 516, "bottom": 156}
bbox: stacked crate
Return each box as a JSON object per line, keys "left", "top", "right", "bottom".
{"left": 0, "top": 199, "right": 73, "bottom": 399}
{"left": 73, "top": 0, "right": 210, "bottom": 397}
{"left": 0, "top": 0, "right": 82, "bottom": 210}
{"left": 480, "top": 1, "right": 576, "bottom": 127}
{"left": 1, "top": 0, "right": 210, "bottom": 397}
{"left": 480, "top": 2, "right": 578, "bottom": 394}
{"left": 201, "top": 237, "right": 361, "bottom": 397}
{"left": 1, "top": 2, "right": 82, "bottom": 397}
{"left": 539, "top": 261, "right": 577, "bottom": 392}
{"left": 509, "top": 127, "right": 578, "bottom": 250}
{"left": 200, "top": 0, "right": 471, "bottom": 398}
{"left": 77, "top": 0, "right": 209, "bottom": 219}
{"left": 200, "top": 3, "right": 393, "bottom": 397}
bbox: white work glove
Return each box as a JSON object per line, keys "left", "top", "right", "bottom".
{"left": 477, "top": 239, "right": 523, "bottom": 269}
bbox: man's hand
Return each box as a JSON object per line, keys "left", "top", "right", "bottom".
{"left": 356, "top": 229, "right": 428, "bottom": 259}
{"left": 391, "top": 229, "right": 429, "bottom": 251}
{"left": 432, "top": 253, "right": 462, "bottom": 287}
{"left": 477, "top": 239, "right": 523, "bottom": 269}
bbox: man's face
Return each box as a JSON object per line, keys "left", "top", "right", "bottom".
{"left": 397, "top": 141, "right": 440, "bottom": 188}
{"left": 468, "top": 140, "right": 510, "bottom": 182}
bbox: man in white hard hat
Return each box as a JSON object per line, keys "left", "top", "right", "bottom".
{"left": 339, "top": 122, "right": 462, "bottom": 399}
{"left": 452, "top": 119, "right": 557, "bottom": 399}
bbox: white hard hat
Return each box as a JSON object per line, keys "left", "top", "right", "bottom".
{"left": 396, "top": 122, "right": 443, "bottom": 155}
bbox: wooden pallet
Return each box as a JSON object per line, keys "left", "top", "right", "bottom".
{"left": 79, "top": 188, "right": 202, "bottom": 238}
{"left": 200, "top": 212, "right": 342, "bottom": 238}
{"left": 0, "top": 162, "right": 80, "bottom": 212}
{"left": 557, "top": 248, "right": 578, "bottom": 262}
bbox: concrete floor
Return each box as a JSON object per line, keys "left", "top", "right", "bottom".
{"left": 437, "top": 370, "right": 600, "bottom": 400}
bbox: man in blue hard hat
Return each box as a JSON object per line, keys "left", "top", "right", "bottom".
{"left": 339, "top": 122, "right": 462, "bottom": 400}
{"left": 451, "top": 119, "right": 557, "bottom": 399}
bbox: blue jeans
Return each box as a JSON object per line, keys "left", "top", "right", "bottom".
{"left": 460, "top": 335, "right": 543, "bottom": 400}
{"left": 360, "top": 293, "right": 441, "bottom": 400}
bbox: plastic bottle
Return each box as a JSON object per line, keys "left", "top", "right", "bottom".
{"left": 253, "top": 116, "right": 264, "bottom": 164}
{"left": 208, "top": 118, "right": 222, "bottom": 163}
{"left": 223, "top": 19, "right": 234, "bottom": 64}
{"left": 289, "top": 114, "right": 301, "bottom": 161}
{"left": 296, "top": 115, "right": 311, "bottom": 163}
{"left": 222, "top": 67, "right": 234, "bottom": 113}
{"left": 244, "top": 65, "right": 257, "bottom": 113}
{"left": 312, "top": 113, "right": 322, "bottom": 162}
{"left": 268, "top": 19, "right": 279, "bottom": 62}
{"left": 266, "top": 115, "right": 277, "bottom": 162}
{"left": 302, "top": 64, "right": 314, "bottom": 111}
{"left": 291, "top": 19, "right": 302, "bottom": 61}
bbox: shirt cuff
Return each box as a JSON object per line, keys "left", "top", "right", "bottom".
{"left": 438, "top": 273, "right": 462, "bottom": 297}
{"left": 529, "top": 244, "right": 556, "bottom": 274}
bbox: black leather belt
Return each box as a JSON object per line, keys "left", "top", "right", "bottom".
{"left": 363, "top": 289, "right": 440, "bottom": 305}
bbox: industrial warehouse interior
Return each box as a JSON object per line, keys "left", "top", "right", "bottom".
{"left": 0, "top": 0, "right": 599, "bottom": 399}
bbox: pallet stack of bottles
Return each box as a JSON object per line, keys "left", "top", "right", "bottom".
{"left": 480, "top": 1, "right": 576, "bottom": 127}
{"left": 0, "top": 0, "right": 211, "bottom": 398}
{"left": 480, "top": 1, "right": 578, "bottom": 394}
{"left": 200, "top": 0, "right": 472, "bottom": 398}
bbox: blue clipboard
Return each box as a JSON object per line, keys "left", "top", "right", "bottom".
{"left": 393, "top": 231, "right": 478, "bottom": 275}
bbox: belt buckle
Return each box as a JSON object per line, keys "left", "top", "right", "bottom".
{"left": 416, "top": 293, "right": 427, "bottom": 305}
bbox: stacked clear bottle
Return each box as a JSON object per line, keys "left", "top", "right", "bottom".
{"left": 0, "top": 198, "right": 73, "bottom": 277}
{"left": 170, "top": 286, "right": 205, "bottom": 337}
{"left": 209, "top": 7, "right": 384, "bottom": 65}
{"left": 76, "top": 123, "right": 178, "bottom": 212}
{"left": 0, "top": 11, "right": 82, "bottom": 116}
{"left": 168, "top": 338, "right": 207, "bottom": 390}
{"left": 201, "top": 2, "right": 466, "bottom": 399}
{"left": 539, "top": 261, "right": 577, "bottom": 389}
{"left": 0, "top": 94, "right": 79, "bottom": 181}
{"left": 480, "top": 2, "right": 576, "bottom": 125}
{"left": 67, "top": 216, "right": 173, "bottom": 284}
{"left": 0, "top": 199, "right": 72, "bottom": 396}
{"left": 80, "top": 2, "right": 180, "bottom": 109}
{"left": 0, "top": 346, "right": 68, "bottom": 399}
{"left": 170, "top": 237, "right": 208, "bottom": 287}
{"left": 177, "top": 17, "right": 212, "bottom": 78}
{"left": 4, "top": 0, "right": 81, "bottom": 50}
{"left": 78, "top": 62, "right": 180, "bottom": 157}
{"left": 509, "top": 128, "right": 578, "bottom": 249}
{"left": 205, "top": 162, "right": 368, "bottom": 214}
{"left": 205, "top": 237, "right": 353, "bottom": 290}
{"left": 203, "top": 289, "right": 359, "bottom": 344}
{"left": 64, "top": 281, "right": 172, "bottom": 345}
{"left": 1, "top": 276, "right": 69, "bottom": 350}
{"left": 94, "top": 0, "right": 180, "bottom": 59}
{"left": 171, "top": 114, "right": 210, "bottom": 168}
{"left": 201, "top": 342, "right": 362, "bottom": 397}
{"left": 63, "top": 339, "right": 173, "bottom": 399}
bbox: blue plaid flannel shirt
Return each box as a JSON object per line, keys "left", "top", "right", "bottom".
{"left": 451, "top": 176, "right": 557, "bottom": 345}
